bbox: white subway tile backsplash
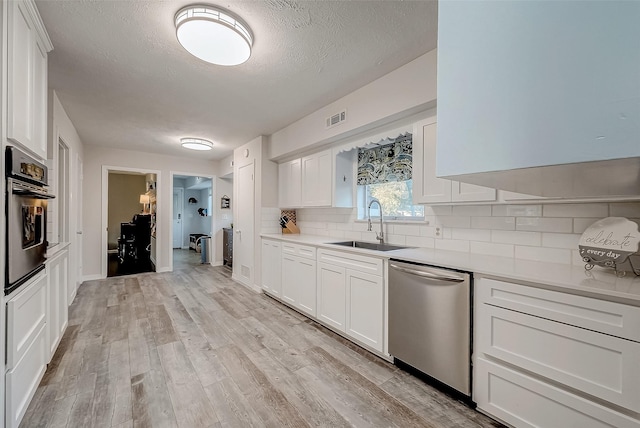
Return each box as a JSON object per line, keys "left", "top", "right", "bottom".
{"left": 435, "top": 239, "right": 470, "bottom": 252}
{"left": 470, "top": 241, "right": 514, "bottom": 258}
{"left": 386, "top": 234, "right": 407, "bottom": 245}
{"left": 420, "top": 225, "right": 442, "bottom": 239}
{"left": 439, "top": 216, "right": 471, "bottom": 228}
{"left": 542, "top": 233, "right": 581, "bottom": 249}
{"left": 573, "top": 218, "right": 601, "bottom": 234}
{"left": 516, "top": 217, "right": 573, "bottom": 233}
{"left": 297, "top": 201, "right": 638, "bottom": 265}
{"left": 406, "top": 235, "right": 435, "bottom": 248}
{"left": 492, "top": 204, "right": 543, "bottom": 217}
{"left": 452, "top": 205, "right": 492, "bottom": 217}
{"left": 451, "top": 228, "right": 491, "bottom": 242}
{"left": 491, "top": 230, "right": 541, "bottom": 246}
{"left": 343, "top": 231, "right": 362, "bottom": 240}
{"left": 515, "top": 246, "right": 572, "bottom": 264}
{"left": 471, "top": 216, "right": 515, "bottom": 231}
{"left": 392, "top": 224, "right": 421, "bottom": 236}
{"left": 430, "top": 205, "right": 453, "bottom": 216}
{"left": 543, "top": 203, "right": 609, "bottom": 218}
{"left": 609, "top": 202, "right": 640, "bottom": 218}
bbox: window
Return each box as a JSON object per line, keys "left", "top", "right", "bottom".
{"left": 356, "top": 133, "right": 424, "bottom": 221}
{"left": 358, "top": 180, "right": 424, "bottom": 220}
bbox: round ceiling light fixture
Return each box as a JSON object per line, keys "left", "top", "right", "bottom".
{"left": 175, "top": 5, "right": 253, "bottom": 66}
{"left": 181, "top": 137, "right": 213, "bottom": 151}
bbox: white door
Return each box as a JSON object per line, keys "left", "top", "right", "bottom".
{"left": 172, "top": 188, "right": 183, "bottom": 248}
{"left": 235, "top": 162, "right": 254, "bottom": 285}
{"left": 74, "top": 155, "right": 83, "bottom": 301}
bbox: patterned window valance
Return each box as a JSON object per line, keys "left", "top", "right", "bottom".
{"left": 357, "top": 133, "right": 412, "bottom": 185}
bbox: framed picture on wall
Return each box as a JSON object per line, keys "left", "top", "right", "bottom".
{"left": 221, "top": 195, "right": 230, "bottom": 209}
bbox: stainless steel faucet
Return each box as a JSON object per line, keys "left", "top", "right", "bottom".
{"left": 367, "top": 197, "right": 384, "bottom": 244}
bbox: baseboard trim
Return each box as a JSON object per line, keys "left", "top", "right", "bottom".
{"left": 231, "top": 274, "right": 261, "bottom": 293}
{"left": 156, "top": 266, "right": 171, "bottom": 273}
{"left": 82, "top": 274, "right": 103, "bottom": 282}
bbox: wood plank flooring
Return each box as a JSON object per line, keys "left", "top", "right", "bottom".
{"left": 20, "top": 265, "right": 502, "bottom": 428}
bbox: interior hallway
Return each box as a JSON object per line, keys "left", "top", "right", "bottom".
{"left": 20, "top": 265, "right": 501, "bottom": 428}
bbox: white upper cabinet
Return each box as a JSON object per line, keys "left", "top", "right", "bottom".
{"left": 413, "top": 120, "right": 495, "bottom": 204}
{"left": 437, "top": 1, "right": 640, "bottom": 197}
{"left": 301, "top": 149, "right": 332, "bottom": 207}
{"left": 7, "top": 0, "right": 52, "bottom": 160}
{"left": 278, "top": 159, "right": 302, "bottom": 208}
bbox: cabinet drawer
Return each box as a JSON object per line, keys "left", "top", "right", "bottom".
{"left": 281, "top": 243, "right": 316, "bottom": 260}
{"left": 6, "top": 271, "right": 47, "bottom": 369}
{"left": 475, "top": 357, "right": 640, "bottom": 428}
{"left": 6, "top": 323, "right": 47, "bottom": 428}
{"left": 317, "top": 249, "right": 383, "bottom": 276}
{"left": 477, "top": 277, "right": 640, "bottom": 342}
{"left": 476, "top": 304, "right": 640, "bottom": 412}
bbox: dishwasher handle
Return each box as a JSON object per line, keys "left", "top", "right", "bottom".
{"left": 389, "top": 263, "right": 466, "bottom": 283}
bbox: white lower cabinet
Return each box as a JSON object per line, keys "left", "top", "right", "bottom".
{"left": 5, "top": 271, "right": 49, "bottom": 428}
{"left": 46, "top": 248, "right": 69, "bottom": 361}
{"left": 345, "top": 269, "right": 383, "bottom": 351}
{"left": 317, "top": 262, "right": 346, "bottom": 331}
{"left": 261, "top": 239, "right": 282, "bottom": 297}
{"left": 263, "top": 240, "right": 387, "bottom": 356}
{"left": 474, "top": 276, "right": 640, "bottom": 427}
{"left": 317, "top": 249, "right": 385, "bottom": 353}
{"left": 280, "top": 243, "right": 317, "bottom": 317}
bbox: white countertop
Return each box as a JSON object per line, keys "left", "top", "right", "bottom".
{"left": 46, "top": 241, "right": 71, "bottom": 259}
{"left": 261, "top": 233, "right": 640, "bottom": 306}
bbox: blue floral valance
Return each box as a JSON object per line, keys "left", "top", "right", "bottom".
{"left": 357, "top": 133, "right": 412, "bottom": 185}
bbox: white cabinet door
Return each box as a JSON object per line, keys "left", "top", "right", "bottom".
{"left": 281, "top": 255, "right": 297, "bottom": 306}
{"left": 451, "top": 181, "right": 496, "bottom": 202}
{"left": 296, "top": 258, "right": 317, "bottom": 317}
{"left": 32, "top": 37, "right": 48, "bottom": 158}
{"left": 412, "top": 120, "right": 495, "bottom": 204}
{"left": 5, "top": 324, "right": 47, "bottom": 428}
{"left": 301, "top": 149, "right": 332, "bottom": 207}
{"left": 475, "top": 357, "right": 640, "bottom": 428}
{"left": 413, "top": 120, "right": 452, "bottom": 204}
{"left": 6, "top": 271, "right": 47, "bottom": 369}
{"left": 7, "top": 0, "right": 35, "bottom": 153}
{"left": 47, "top": 249, "right": 69, "bottom": 361}
{"left": 317, "top": 262, "right": 346, "bottom": 332}
{"left": 278, "top": 159, "right": 302, "bottom": 208}
{"left": 346, "top": 269, "right": 384, "bottom": 352}
{"left": 7, "top": 0, "right": 49, "bottom": 160}
{"left": 261, "top": 239, "right": 282, "bottom": 297}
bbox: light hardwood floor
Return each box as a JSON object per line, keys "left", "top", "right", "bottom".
{"left": 20, "top": 265, "right": 502, "bottom": 428}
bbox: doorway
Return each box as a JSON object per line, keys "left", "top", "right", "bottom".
{"left": 101, "top": 166, "right": 160, "bottom": 279}
{"left": 170, "top": 173, "right": 215, "bottom": 271}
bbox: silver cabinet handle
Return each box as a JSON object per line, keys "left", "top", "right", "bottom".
{"left": 77, "top": 231, "right": 83, "bottom": 235}
{"left": 389, "top": 263, "right": 464, "bottom": 282}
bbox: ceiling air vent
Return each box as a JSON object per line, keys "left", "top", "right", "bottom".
{"left": 326, "top": 109, "right": 347, "bottom": 129}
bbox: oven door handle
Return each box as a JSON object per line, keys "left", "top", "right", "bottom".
{"left": 11, "top": 184, "right": 55, "bottom": 199}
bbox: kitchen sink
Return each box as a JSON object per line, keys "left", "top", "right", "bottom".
{"left": 328, "top": 241, "right": 412, "bottom": 252}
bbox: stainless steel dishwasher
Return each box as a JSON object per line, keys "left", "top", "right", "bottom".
{"left": 388, "top": 259, "right": 471, "bottom": 398}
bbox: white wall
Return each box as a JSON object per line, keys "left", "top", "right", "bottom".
{"left": 83, "top": 145, "right": 218, "bottom": 278}
{"left": 217, "top": 154, "right": 234, "bottom": 178}
{"left": 269, "top": 50, "right": 437, "bottom": 160}
{"left": 51, "top": 92, "right": 85, "bottom": 300}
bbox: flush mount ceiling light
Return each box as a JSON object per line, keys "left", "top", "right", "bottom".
{"left": 181, "top": 138, "right": 213, "bottom": 151}
{"left": 175, "top": 5, "right": 253, "bottom": 66}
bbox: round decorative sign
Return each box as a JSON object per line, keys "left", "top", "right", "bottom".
{"left": 579, "top": 217, "right": 640, "bottom": 276}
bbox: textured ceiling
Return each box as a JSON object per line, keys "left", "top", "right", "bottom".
{"left": 36, "top": 0, "right": 438, "bottom": 160}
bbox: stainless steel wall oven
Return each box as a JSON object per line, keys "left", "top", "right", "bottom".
{"left": 5, "top": 146, "right": 54, "bottom": 295}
